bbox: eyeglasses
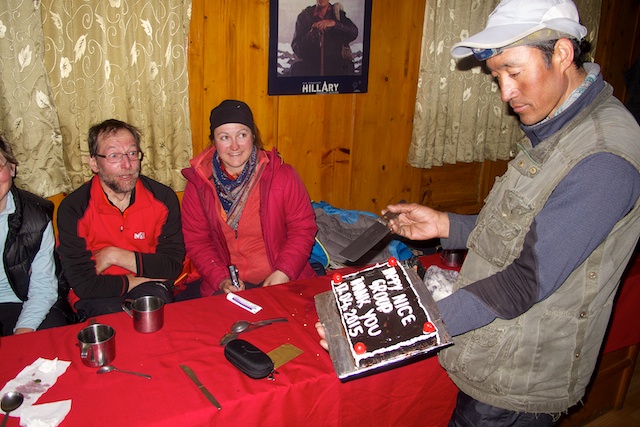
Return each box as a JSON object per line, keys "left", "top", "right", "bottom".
{"left": 472, "top": 47, "right": 503, "bottom": 61}
{"left": 94, "top": 151, "right": 144, "bottom": 163}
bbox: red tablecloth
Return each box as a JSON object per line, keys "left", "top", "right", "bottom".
{"left": 2, "top": 253, "right": 637, "bottom": 426}
{"left": 0, "top": 265, "right": 457, "bottom": 427}
{"left": 602, "top": 253, "right": 640, "bottom": 354}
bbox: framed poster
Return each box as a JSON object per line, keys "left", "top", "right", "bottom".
{"left": 268, "top": 0, "right": 372, "bottom": 96}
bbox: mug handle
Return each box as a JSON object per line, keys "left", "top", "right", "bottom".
{"left": 121, "top": 298, "right": 135, "bottom": 318}
{"left": 78, "top": 341, "right": 94, "bottom": 361}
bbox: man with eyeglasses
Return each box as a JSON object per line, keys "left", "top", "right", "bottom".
{"left": 396, "top": 0, "right": 640, "bottom": 424}
{"left": 56, "top": 119, "right": 185, "bottom": 317}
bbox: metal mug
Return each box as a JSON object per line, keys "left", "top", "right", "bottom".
{"left": 77, "top": 323, "right": 116, "bottom": 367}
{"left": 441, "top": 249, "right": 467, "bottom": 268}
{"left": 122, "top": 296, "right": 165, "bottom": 333}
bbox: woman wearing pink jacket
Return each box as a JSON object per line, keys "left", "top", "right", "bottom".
{"left": 180, "top": 100, "right": 317, "bottom": 298}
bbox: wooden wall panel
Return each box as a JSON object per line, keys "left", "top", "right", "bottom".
{"left": 419, "top": 160, "right": 508, "bottom": 215}
{"left": 278, "top": 96, "right": 356, "bottom": 208}
{"left": 594, "top": 0, "right": 640, "bottom": 101}
{"left": 190, "top": 0, "right": 427, "bottom": 214}
{"left": 196, "top": 0, "right": 274, "bottom": 154}
{"left": 349, "top": 1, "right": 426, "bottom": 211}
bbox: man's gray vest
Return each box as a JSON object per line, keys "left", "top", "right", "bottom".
{"left": 439, "top": 85, "right": 640, "bottom": 413}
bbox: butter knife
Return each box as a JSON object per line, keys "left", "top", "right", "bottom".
{"left": 339, "top": 199, "right": 406, "bottom": 262}
{"left": 180, "top": 364, "right": 222, "bottom": 410}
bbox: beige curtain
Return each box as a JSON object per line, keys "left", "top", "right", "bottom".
{"left": 42, "top": 0, "right": 193, "bottom": 192}
{"left": 0, "top": 0, "right": 70, "bottom": 196}
{"left": 409, "top": 0, "right": 603, "bottom": 169}
{"left": 0, "top": 0, "right": 192, "bottom": 198}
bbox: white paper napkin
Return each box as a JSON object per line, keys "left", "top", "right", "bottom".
{"left": 19, "top": 400, "right": 72, "bottom": 427}
{"left": 0, "top": 358, "right": 71, "bottom": 417}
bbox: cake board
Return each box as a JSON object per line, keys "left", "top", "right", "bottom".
{"left": 315, "top": 262, "right": 452, "bottom": 380}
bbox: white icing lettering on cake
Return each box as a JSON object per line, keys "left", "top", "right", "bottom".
{"left": 334, "top": 282, "right": 350, "bottom": 295}
{"left": 338, "top": 291, "right": 354, "bottom": 312}
{"left": 344, "top": 308, "right": 364, "bottom": 337}
{"left": 348, "top": 325, "right": 364, "bottom": 337}
{"left": 392, "top": 294, "right": 418, "bottom": 326}
{"left": 351, "top": 278, "right": 372, "bottom": 309}
{"left": 392, "top": 293, "right": 413, "bottom": 316}
{"left": 382, "top": 266, "right": 404, "bottom": 291}
{"left": 360, "top": 307, "right": 381, "bottom": 336}
{"left": 330, "top": 261, "right": 440, "bottom": 367}
{"left": 334, "top": 282, "right": 354, "bottom": 312}
{"left": 401, "top": 314, "right": 417, "bottom": 326}
{"left": 369, "top": 279, "right": 394, "bottom": 313}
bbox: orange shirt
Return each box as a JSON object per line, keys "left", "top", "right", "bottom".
{"left": 219, "top": 156, "right": 271, "bottom": 285}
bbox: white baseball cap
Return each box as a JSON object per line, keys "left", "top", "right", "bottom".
{"left": 451, "top": 0, "right": 588, "bottom": 59}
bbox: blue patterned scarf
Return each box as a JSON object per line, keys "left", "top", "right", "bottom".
{"left": 212, "top": 146, "right": 261, "bottom": 231}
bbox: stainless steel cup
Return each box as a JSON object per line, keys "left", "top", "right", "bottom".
{"left": 122, "top": 296, "right": 165, "bottom": 333}
{"left": 77, "top": 323, "right": 116, "bottom": 367}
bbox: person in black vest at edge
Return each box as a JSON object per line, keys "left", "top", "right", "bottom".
{"left": 0, "top": 134, "right": 68, "bottom": 336}
{"left": 316, "top": 1, "right": 640, "bottom": 425}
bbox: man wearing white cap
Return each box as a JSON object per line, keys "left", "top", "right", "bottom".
{"left": 318, "top": 0, "right": 640, "bottom": 425}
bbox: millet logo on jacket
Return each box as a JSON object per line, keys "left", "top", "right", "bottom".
{"left": 133, "top": 232, "right": 146, "bottom": 240}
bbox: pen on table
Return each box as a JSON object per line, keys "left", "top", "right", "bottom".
{"left": 228, "top": 264, "right": 240, "bottom": 289}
